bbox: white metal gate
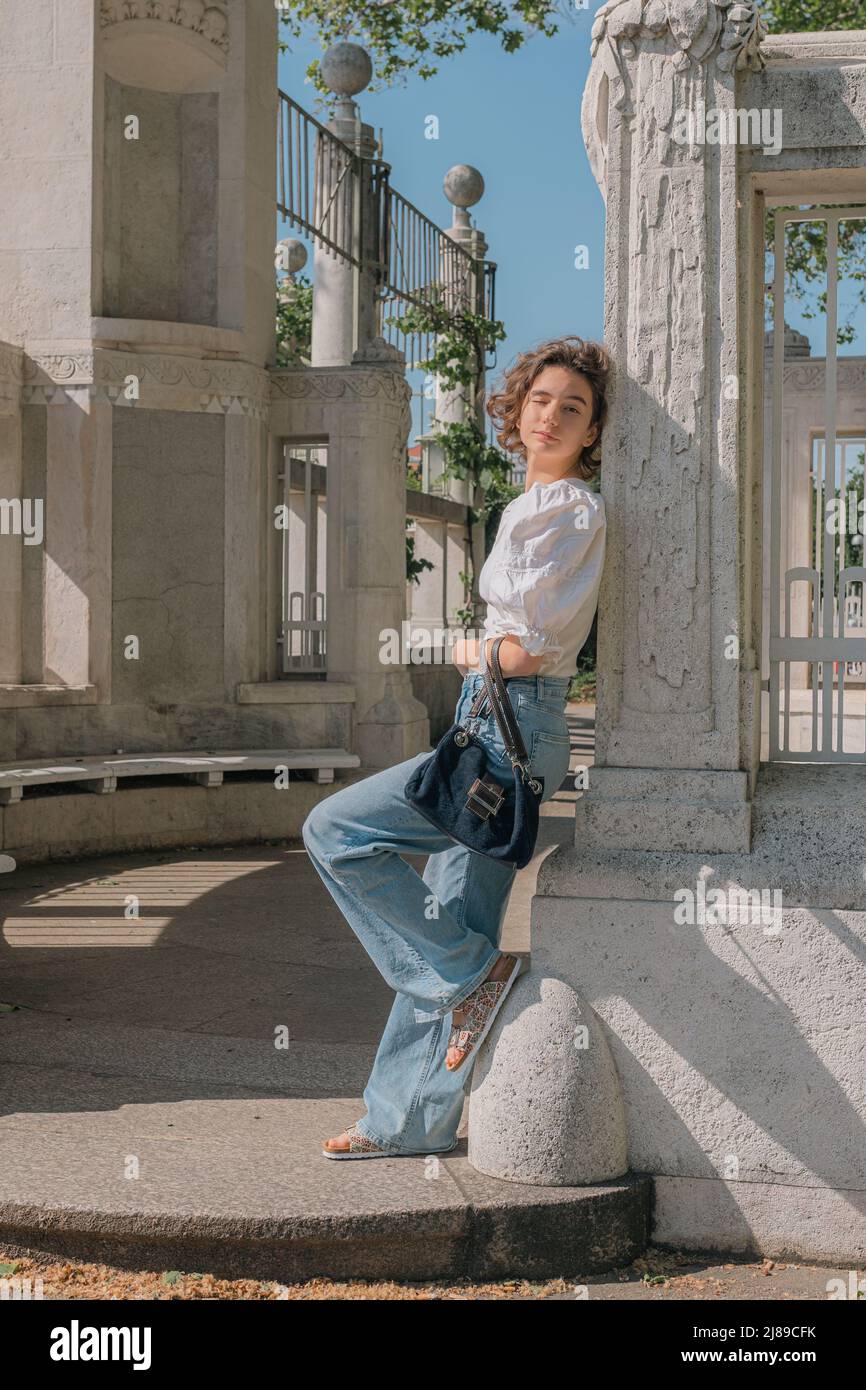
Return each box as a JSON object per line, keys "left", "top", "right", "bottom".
{"left": 768, "top": 203, "right": 866, "bottom": 761}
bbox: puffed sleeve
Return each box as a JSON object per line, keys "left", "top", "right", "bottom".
{"left": 479, "top": 481, "right": 606, "bottom": 671}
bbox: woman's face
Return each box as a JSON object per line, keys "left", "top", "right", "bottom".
{"left": 518, "top": 365, "right": 599, "bottom": 474}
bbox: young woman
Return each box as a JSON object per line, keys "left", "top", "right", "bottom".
{"left": 302, "top": 335, "right": 610, "bottom": 1158}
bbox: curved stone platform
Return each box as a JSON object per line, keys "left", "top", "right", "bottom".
{"left": 0, "top": 749, "right": 651, "bottom": 1283}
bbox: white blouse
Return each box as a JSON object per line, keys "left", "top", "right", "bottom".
{"left": 477, "top": 478, "right": 606, "bottom": 678}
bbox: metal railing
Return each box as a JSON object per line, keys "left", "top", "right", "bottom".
{"left": 277, "top": 89, "right": 496, "bottom": 365}
{"left": 376, "top": 175, "right": 486, "bottom": 366}
{"left": 277, "top": 90, "right": 365, "bottom": 268}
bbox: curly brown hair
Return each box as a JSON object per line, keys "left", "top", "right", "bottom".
{"left": 485, "top": 335, "right": 611, "bottom": 483}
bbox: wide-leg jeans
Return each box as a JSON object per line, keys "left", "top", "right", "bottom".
{"left": 301, "top": 670, "right": 573, "bottom": 1154}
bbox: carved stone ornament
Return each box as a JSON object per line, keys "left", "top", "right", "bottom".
{"left": 783, "top": 359, "right": 866, "bottom": 395}
{"left": 351, "top": 335, "right": 406, "bottom": 369}
{"left": 19, "top": 350, "right": 270, "bottom": 419}
{"left": 270, "top": 368, "right": 412, "bottom": 405}
{"left": 583, "top": 2, "right": 768, "bottom": 197}
{"left": 590, "top": 0, "right": 767, "bottom": 86}
{"left": 99, "top": 1, "right": 229, "bottom": 54}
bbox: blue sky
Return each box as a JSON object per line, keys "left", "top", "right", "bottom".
{"left": 276, "top": 11, "right": 865, "bottom": 445}
{"left": 276, "top": 8, "right": 604, "bottom": 443}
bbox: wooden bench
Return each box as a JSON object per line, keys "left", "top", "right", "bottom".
{"left": 0, "top": 749, "right": 361, "bottom": 804}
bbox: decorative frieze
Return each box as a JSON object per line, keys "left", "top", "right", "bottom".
{"left": 13, "top": 349, "right": 424, "bottom": 424}
{"left": 270, "top": 366, "right": 412, "bottom": 405}
{"left": 19, "top": 349, "right": 270, "bottom": 420}
{"left": 271, "top": 365, "right": 412, "bottom": 485}
{"left": 22, "top": 353, "right": 94, "bottom": 384}
{"left": 781, "top": 359, "right": 866, "bottom": 394}
{"left": 99, "top": 1, "right": 229, "bottom": 54}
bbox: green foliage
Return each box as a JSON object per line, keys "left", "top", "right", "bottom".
{"left": 761, "top": 1, "right": 866, "bottom": 32}
{"left": 406, "top": 528, "right": 435, "bottom": 586}
{"left": 276, "top": 275, "right": 313, "bottom": 367}
{"left": 386, "top": 289, "right": 516, "bottom": 611}
{"left": 387, "top": 288, "right": 511, "bottom": 510}
{"left": 454, "top": 568, "right": 475, "bottom": 629}
{"left": 571, "top": 611, "right": 598, "bottom": 700}
{"left": 276, "top": 0, "right": 563, "bottom": 107}
{"left": 766, "top": 207, "right": 866, "bottom": 347}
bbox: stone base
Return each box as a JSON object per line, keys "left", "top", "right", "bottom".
{"left": 528, "top": 762, "right": 866, "bottom": 1262}
{"left": 652, "top": 1175, "right": 866, "bottom": 1265}
{"left": 575, "top": 767, "right": 752, "bottom": 854}
{"left": 468, "top": 974, "right": 628, "bottom": 1186}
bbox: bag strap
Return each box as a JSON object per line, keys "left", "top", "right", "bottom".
{"left": 482, "top": 637, "right": 532, "bottom": 768}
{"left": 464, "top": 639, "right": 534, "bottom": 776}
{"left": 466, "top": 638, "right": 526, "bottom": 756}
{"left": 462, "top": 639, "right": 539, "bottom": 787}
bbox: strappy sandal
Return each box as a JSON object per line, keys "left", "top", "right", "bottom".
{"left": 321, "top": 1122, "right": 390, "bottom": 1160}
{"left": 321, "top": 1122, "right": 459, "bottom": 1161}
{"left": 445, "top": 953, "right": 523, "bottom": 1073}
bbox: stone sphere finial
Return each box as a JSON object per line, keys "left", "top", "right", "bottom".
{"left": 321, "top": 42, "right": 373, "bottom": 97}
{"left": 276, "top": 238, "right": 308, "bottom": 275}
{"left": 443, "top": 165, "right": 484, "bottom": 210}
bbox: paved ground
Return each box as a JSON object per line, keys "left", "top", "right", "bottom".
{"left": 0, "top": 705, "right": 618, "bottom": 1284}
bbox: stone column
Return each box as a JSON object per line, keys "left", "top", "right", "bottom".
{"left": 432, "top": 166, "right": 490, "bottom": 640}
{"left": 573, "top": 0, "right": 768, "bottom": 854}
{"left": 470, "top": 2, "right": 770, "bottom": 1185}
{"left": 0, "top": 0, "right": 283, "bottom": 762}
{"left": 430, "top": 167, "right": 486, "bottom": 507}
{"left": 329, "top": 341, "right": 431, "bottom": 767}
{"left": 310, "top": 44, "right": 378, "bottom": 367}
{"left": 43, "top": 386, "right": 113, "bottom": 690}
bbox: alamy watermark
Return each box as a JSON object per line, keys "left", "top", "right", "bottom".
{"left": 672, "top": 102, "right": 782, "bottom": 157}
{"left": 380, "top": 623, "right": 484, "bottom": 666}
{"left": 0, "top": 498, "right": 43, "bottom": 546}
{"left": 674, "top": 879, "right": 783, "bottom": 934}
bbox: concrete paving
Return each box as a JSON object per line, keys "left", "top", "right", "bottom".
{"left": 0, "top": 706, "right": 655, "bottom": 1281}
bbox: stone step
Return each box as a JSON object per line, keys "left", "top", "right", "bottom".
{"left": 0, "top": 1024, "right": 650, "bottom": 1282}
{"left": 0, "top": 1095, "right": 650, "bottom": 1284}
{"left": 751, "top": 762, "right": 866, "bottom": 845}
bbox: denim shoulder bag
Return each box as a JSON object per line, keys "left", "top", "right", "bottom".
{"left": 403, "top": 635, "right": 544, "bottom": 870}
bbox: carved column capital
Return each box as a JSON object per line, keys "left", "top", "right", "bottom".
{"left": 583, "top": 1, "right": 767, "bottom": 193}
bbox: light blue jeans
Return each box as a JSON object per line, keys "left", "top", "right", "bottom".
{"left": 301, "top": 668, "right": 573, "bottom": 1154}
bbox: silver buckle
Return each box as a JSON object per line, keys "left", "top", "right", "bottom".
{"left": 466, "top": 776, "right": 505, "bottom": 820}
